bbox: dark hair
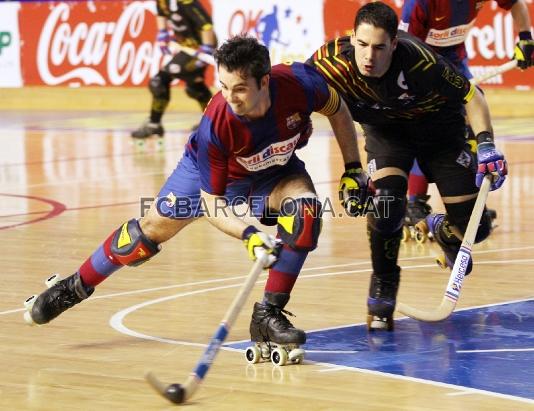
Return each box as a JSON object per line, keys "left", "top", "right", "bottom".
{"left": 214, "top": 35, "right": 271, "bottom": 87}
{"left": 354, "top": 1, "right": 398, "bottom": 40}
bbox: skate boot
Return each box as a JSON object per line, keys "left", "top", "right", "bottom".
{"left": 367, "top": 271, "right": 399, "bottom": 332}
{"left": 131, "top": 121, "right": 164, "bottom": 148}
{"left": 402, "top": 195, "right": 432, "bottom": 243}
{"left": 416, "top": 213, "right": 473, "bottom": 275}
{"left": 486, "top": 208, "right": 498, "bottom": 231}
{"left": 245, "top": 293, "right": 306, "bottom": 366}
{"left": 24, "top": 273, "right": 94, "bottom": 326}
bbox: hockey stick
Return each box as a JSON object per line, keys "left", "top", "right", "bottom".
{"left": 145, "top": 253, "right": 268, "bottom": 404}
{"left": 396, "top": 175, "right": 492, "bottom": 321}
{"left": 168, "top": 41, "right": 216, "bottom": 66}
{"left": 471, "top": 60, "right": 517, "bottom": 85}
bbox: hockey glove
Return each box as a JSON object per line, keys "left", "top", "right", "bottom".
{"left": 339, "top": 162, "right": 370, "bottom": 216}
{"left": 242, "top": 226, "right": 279, "bottom": 268}
{"left": 157, "top": 29, "right": 172, "bottom": 55}
{"left": 514, "top": 32, "right": 534, "bottom": 69}
{"left": 476, "top": 132, "right": 507, "bottom": 191}
{"left": 194, "top": 44, "right": 215, "bottom": 68}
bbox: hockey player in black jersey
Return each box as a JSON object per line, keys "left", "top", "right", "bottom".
{"left": 308, "top": 2, "right": 507, "bottom": 331}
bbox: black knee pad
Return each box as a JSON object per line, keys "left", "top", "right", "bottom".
{"left": 367, "top": 188, "right": 407, "bottom": 235}
{"left": 110, "top": 219, "right": 161, "bottom": 267}
{"left": 444, "top": 200, "right": 492, "bottom": 243}
{"left": 277, "top": 197, "right": 322, "bottom": 251}
{"left": 149, "top": 73, "right": 171, "bottom": 100}
{"left": 185, "top": 81, "right": 212, "bottom": 105}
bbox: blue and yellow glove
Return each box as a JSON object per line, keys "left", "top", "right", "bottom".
{"left": 242, "top": 226, "right": 279, "bottom": 268}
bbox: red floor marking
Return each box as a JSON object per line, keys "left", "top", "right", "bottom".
{"left": 0, "top": 193, "right": 66, "bottom": 231}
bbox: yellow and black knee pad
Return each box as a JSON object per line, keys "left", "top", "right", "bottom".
{"left": 110, "top": 219, "right": 161, "bottom": 267}
{"left": 277, "top": 197, "right": 322, "bottom": 251}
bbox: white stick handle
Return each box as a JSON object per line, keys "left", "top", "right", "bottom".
{"left": 471, "top": 60, "right": 518, "bottom": 85}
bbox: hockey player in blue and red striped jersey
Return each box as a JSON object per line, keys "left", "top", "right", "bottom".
{"left": 24, "top": 36, "right": 368, "bottom": 360}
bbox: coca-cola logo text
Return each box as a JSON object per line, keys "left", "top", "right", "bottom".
{"left": 38, "top": 2, "right": 162, "bottom": 86}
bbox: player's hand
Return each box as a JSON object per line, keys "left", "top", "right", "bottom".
{"left": 157, "top": 29, "right": 172, "bottom": 55}
{"left": 198, "top": 44, "right": 215, "bottom": 56}
{"left": 514, "top": 32, "right": 534, "bottom": 69}
{"left": 194, "top": 44, "right": 215, "bottom": 68}
{"left": 476, "top": 141, "right": 507, "bottom": 191}
{"left": 339, "top": 162, "right": 370, "bottom": 216}
{"left": 242, "top": 226, "right": 279, "bottom": 268}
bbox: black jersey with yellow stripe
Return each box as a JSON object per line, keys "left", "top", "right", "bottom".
{"left": 157, "top": 0, "right": 213, "bottom": 48}
{"left": 306, "top": 31, "right": 475, "bottom": 125}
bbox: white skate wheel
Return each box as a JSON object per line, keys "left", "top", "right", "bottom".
{"left": 270, "top": 347, "right": 288, "bottom": 366}
{"left": 288, "top": 348, "right": 305, "bottom": 363}
{"left": 245, "top": 346, "right": 261, "bottom": 364}
{"left": 45, "top": 274, "right": 61, "bottom": 288}
{"left": 24, "top": 295, "right": 37, "bottom": 310}
{"left": 401, "top": 226, "right": 410, "bottom": 242}
{"left": 415, "top": 230, "right": 427, "bottom": 244}
{"left": 23, "top": 310, "right": 36, "bottom": 326}
{"left": 436, "top": 255, "right": 448, "bottom": 269}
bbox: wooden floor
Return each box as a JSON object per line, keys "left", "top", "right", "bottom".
{"left": 1, "top": 88, "right": 533, "bottom": 410}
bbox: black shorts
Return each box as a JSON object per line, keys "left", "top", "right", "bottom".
{"left": 363, "top": 119, "right": 478, "bottom": 197}
{"left": 162, "top": 51, "right": 206, "bottom": 83}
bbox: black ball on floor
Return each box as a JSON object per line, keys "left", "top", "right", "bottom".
{"left": 164, "top": 384, "right": 185, "bottom": 404}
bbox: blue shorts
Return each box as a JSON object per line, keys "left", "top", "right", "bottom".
{"left": 156, "top": 152, "right": 309, "bottom": 220}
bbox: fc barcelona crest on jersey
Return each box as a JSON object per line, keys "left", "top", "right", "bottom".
{"left": 286, "top": 113, "right": 302, "bottom": 130}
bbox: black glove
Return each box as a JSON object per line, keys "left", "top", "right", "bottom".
{"left": 514, "top": 31, "right": 534, "bottom": 70}
{"left": 338, "top": 161, "right": 370, "bottom": 217}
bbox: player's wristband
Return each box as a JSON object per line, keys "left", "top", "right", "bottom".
{"left": 241, "top": 225, "right": 259, "bottom": 241}
{"left": 476, "top": 131, "right": 494, "bottom": 145}
{"left": 519, "top": 31, "right": 532, "bottom": 41}
{"left": 344, "top": 161, "right": 363, "bottom": 171}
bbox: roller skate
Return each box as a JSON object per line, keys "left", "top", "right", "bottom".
{"left": 24, "top": 273, "right": 94, "bottom": 326}
{"left": 367, "top": 271, "right": 399, "bottom": 332}
{"left": 402, "top": 195, "right": 432, "bottom": 243}
{"left": 245, "top": 294, "right": 305, "bottom": 366}
{"left": 415, "top": 213, "right": 473, "bottom": 274}
{"left": 486, "top": 208, "right": 498, "bottom": 231}
{"left": 131, "top": 120, "right": 164, "bottom": 149}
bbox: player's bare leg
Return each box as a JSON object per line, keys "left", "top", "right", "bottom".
{"left": 24, "top": 203, "right": 195, "bottom": 325}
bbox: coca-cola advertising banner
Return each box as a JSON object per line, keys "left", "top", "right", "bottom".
{"left": 3, "top": 0, "right": 534, "bottom": 88}
{"left": 19, "top": 1, "right": 163, "bottom": 86}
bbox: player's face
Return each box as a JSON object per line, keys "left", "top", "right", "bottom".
{"left": 351, "top": 23, "right": 397, "bottom": 78}
{"left": 218, "top": 66, "right": 269, "bottom": 118}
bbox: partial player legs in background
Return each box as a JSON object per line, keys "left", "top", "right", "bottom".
{"left": 403, "top": 160, "right": 432, "bottom": 242}
{"left": 416, "top": 213, "right": 473, "bottom": 274}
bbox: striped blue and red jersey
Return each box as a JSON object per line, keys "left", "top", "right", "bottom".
{"left": 400, "top": 0, "right": 516, "bottom": 65}
{"left": 184, "top": 62, "right": 340, "bottom": 195}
